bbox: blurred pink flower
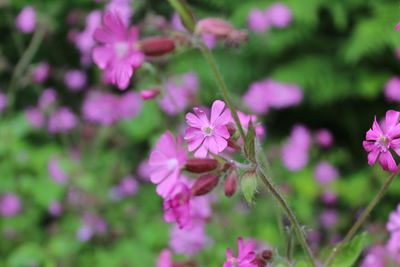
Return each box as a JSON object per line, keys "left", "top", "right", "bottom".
{"left": 15, "top": 6, "right": 36, "bottom": 33}
{"left": 185, "top": 100, "right": 231, "bottom": 158}
{"left": 48, "top": 107, "right": 77, "bottom": 133}
{"left": 32, "top": 62, "right": 50, "bottom": 83}
{"left": 361, "top": 246, "right": 387, "bottom": 267}
{"left": 396, "top": 23, "right": 400, "bottom": 31}
{"left": 39, "top": 88, "right": 57, "bottom": 111}
{"left": 48, "top": 201, "right": 62, "bottom": 217}
{"left": 0, "top": 193, "right": 21, "bottom": 217}
{"left": 156, "top": 249, "right": 172, "bottom": 267}
{"left": 77, "top": 225, "right": 93, "bottom": 242}
{"left": 149, "top": 131, "right": 187, "bottom": 198}
{"left": 281, "top": 124, "right": 312, "bottom": 171}
{"left": 236, "top": 111, "right": 266, "bottom": 140}
{"left": 92, "top": 11, "right": 144, "bottom": 90}
{"left": 386, "top": 231, "right": 400, "bottom": 262}
{"left": 117, "top": 91, "right": 142, "bottom": 119}
{"left": 266, "top": 3, "right": 292, "bottom": 28}
{"left": 48, "top": 158, "right": 68, "bottom": 184}
{"left": 82, "top": 91, "right": 119, "bottom": 125}
{"left": 119, "top": 175, "right": 139, "bottom": 196}
{"left": 105, "top": 0, "right": 133, "bottom": 25}
{"left": 315, "top": 128, "right": 334, "bottom": 148}
{"left": 363, "top": 110, "right": 400, "bottom": 173}
{"left": 0, "top": 93, "right": 7, "bottom": 113}
{"left": 25, "top": 107, "right": 45, "bottom": 128}
{"left": 314, "top": 161, "right": 339, "bottom": 185}
{"left": 321, "top": 190, "right": 337, "bottom": 205}
{"left": 223, "top": 237, "right": 258, "bottom": 267}
{"left": 387, "top": 204, "right": 400, "bottom": 232}
{"left": 248, "top": 9, "right": 269, "bottom": 33}
{"left": 169, "top": 221, "right": 211, "bottom": 256}
{"left": 64, "top": 69, "right": 87, "bottom": 91}
{"left": 320, "top": 209, "right": 338, "bottom": 229}
{"left": 163, "top": 182, "right": 191, "bottom": 229}
{"left": 384, "top": 77, "right": 400, "bottom": 102}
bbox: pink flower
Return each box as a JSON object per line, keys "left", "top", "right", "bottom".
{"left": 384, "top": 77, "right": 400, "bottom": 102}
{"left": 281, "top": 124, "right": 312, "bottom": 171}
{"left": 386, "top": 231, "right": 400, "bottom": 262}
{"left": 387, "top": 204, "right": 400, "bottom": 232}
{"left": 156, "top": 249, "right": 172, "bottom": 267}
{"left": 315, "top": 128, "right": 334, "bottom": 148}
{"left": 48, "top": 158, "right": 68, "bottom": 184}
{"left": 105, "top": 0, "right": 133, "bottom": 25}
{"left": 149, "top": 131, "right": 187, "bottom": 198}
{"left": 163, "top": 182, "right": 191, "bottom": 229}
{"left": 48, "top": 201, "right": 62, "bottom": 217}
{"left": 15, "top": 6, "right": 36, "bottom": 33}
{"left": 361, "top": 246, "right": 387, "bottom": 267}
{"left": 185, "top": 100, "right": 231, "bottom": 158}
{"left": 169, "top": 221, "right": 211, "bottom": 256}
{"left": 118, "top": 175, "right": 139, "bottom": 196}
{"left": 0, "top": 93, "right": 7, "bottom": 113}
{"left": 314, "top": 161, "right": 339, "bottom": 185}
{"left": 266, "top": 3, "right": 292, "bottom": 28}
{"left": 48, "top": 107, "right": 77, "bottom": 133}
{"left": 92, "top": 12, "right": 144, "bottom": 90}
{"left": 236, "top": 111, "right": 266, "bottom": 140}
{"left": 117, "top": 91, "right": 142, "bottom": 119}
{"left": 39, "top": 88, "right": 57, "bottom": 111}
{"left": 0, "top": 193, "right": 21, "bottom": 217}
{"left": 320, "top": 209, "right": 338, "bottom": 229}
{"left": 32, "top": 62, "right": 50, "bottom": 83}
{"left": 64, "top": 69, "right": 87, "bottom": 91}
{"left": 82, "top": 91, "right": 119, "bottom": 125}
{"left": 396, "top": 23, "right": 400, "bottom": 31}
{"left": 223, "top": 237, "right": 258, "bottom": 267}
{"left": 363, "top": 110, "right": 400, "bottom": 173}
{"left": 25, "top": 107, "right": 45, "bottom": 128}
{"left": 248, "top": 9, "right": 269, "bottom": 33}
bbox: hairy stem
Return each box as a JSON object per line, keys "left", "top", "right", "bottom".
{"left": 258, "top": 171, "right": 317, "bottom": 267}
{"left": 324, "top": 170, "right": 399, "bottom": 267}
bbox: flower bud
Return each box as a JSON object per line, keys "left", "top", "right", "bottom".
{"left": 250, "top": 258, "right": 267, "bottom": 267}
{"left": 260, "top": 250, "right": 273, "bottom": 261}
{"left": 195, "top": 18, "right": 234, "bottom": 38}
{"left": 226, "top": 122, "right": 236, "bottom": 136}
{"left": 184, "top": 158, "right": 219, "bottom": 173}
{"left": 240, "top": 170, "right": 258, "bottom": 203}
{"left": 140, "top": 89, "right": 160, "bottom": 100}
{"left": 191, "top": 174, "right": 219, "bottom": 196}
{"left": 138, "top": 37, "right": 175, "bottom": 56}
{"left": 224, "top": 171, "right": 237, "bottom": 197}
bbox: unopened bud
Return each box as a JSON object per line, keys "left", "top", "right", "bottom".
{"left": 191, "top": 174, "right": 219, "bottom": 196}
{"left": 184, "top": 158, "right": 219, "bottom": 173}
{"left": 226, "top": 123, "right": 236, "bottom": 136}
{"left": 250, "top": 258, "right": 267, "bottom": 267}
{"left": 138, "top": 37, "right": 175, "bottom": 56}
{"left": 140, "top": 89, "right": 160, "bottom": 100}
{"left": 195, "top": 18, "right": 234, "bottom": 38}
{"left": 224, "top": 172, "right": 237, "bottom": 197}
{"left": 260, "top": 250, "right": 273, "bottom": 261}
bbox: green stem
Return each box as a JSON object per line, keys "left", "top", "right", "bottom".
{"left": 166, "top": 0, "right": 195, "bottom": 32}
{"left": 324, "top": 170, "right": 399, "bottom": 267}
{"left": 198, "top": 42, "right": 247, "bottom": 143}
{"left": 258, "top": 171, "right": 317, "bottom": 267}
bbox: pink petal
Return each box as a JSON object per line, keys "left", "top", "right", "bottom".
{"left": 379, "top": 151, "right": 398, "bottom": 173}
{"left": 185, "top": 127, "right": 201, "bottom": 140}
{"left": 391, "top": 139, "right": 400, "bottom": 156}
{"left": 213, "top": 135, "right": 228, "bottom": 152}
{"left": 103, "top": 11, "right": 127, "bottom": 40}
{"left": 187, "top": 136, "right": 204, "bottom": 152}
{"left": 92, "top": 46, "right": 113, "bottom": 69}
{"left": 366, "top": 117, "right": 382, "bottom": 140}
{"left": 214, "top": 125, "right": 230, "bottom": 139}
{"left": 210, "top": 100, "right": 226, "bottom": 124}
{"left": 128, "top": 26, "right": 140, "bottom": 42}
{"left": 206, "top": 136, "right": 220, "bottom": 154}
{"left": 367, "top": 148, "right": 380, "bottom": 166}
{"left": 385, "top": 110, "right": 400, "bottom": 132}
{"left": 156, "top": 131, "right": 178, "bottom": 158}
{"left": 93, "top": 28, "right": 114, "bottom": 44}
{"left": 156, "top": 168, "right": 179, "bottom": 198}
{"left": 194, "top": 145, "right": 208, "bottom": 158}
{"left": 126, "top": 51, "right": 145, "bottom": 69}
{"left": 186, "top": 113, "right": 204, "bottom": 128}
{"left": 388, "top": 124, "right": 400, "bottom": 139}
{"left": 396, "top": 22, "right": 400, "bottom": 31}
{"left": 113, "top": 62, "right": 133, "bottom": 90}
{"left": 149, "top": 151, "right": 168, "bottom": 166}
{"left": 193, "top": 107, "right": 210, "bottom": 125}
{"left": 150, "top": 167, "right": 170, "bottom": 184}
{"left": 362, "top": 140, "right": 375, "bottom": 152}
{"left": 213, "top": 109, "right": 231, "bottom": 126}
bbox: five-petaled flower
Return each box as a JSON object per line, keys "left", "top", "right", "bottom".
{"left": 363, "top": 110, "right": 400, "bottom": 173}
{"left": 92, "top": 11, "right": 144, "bottom": 90}
{"left": 149, "top": 131, "right": 187, "bottom": 198}
{"left": 185, "top": 100, "right": 231, "bottom": 158}
{"left": 223, "top": 237, "right": 258, "bottom": 267}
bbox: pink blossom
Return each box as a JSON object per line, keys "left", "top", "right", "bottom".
{"left": 0, "top": 93, "right": 7, "bottom": 113}
{"left": 156, "top": 249, "right": 172, "bottom": 267}
{"left": 77, "top": 225, "right": 93, "bottom": 242}
{"left": 39, "top": 88, "right": 57, "bottom": 111}
{"left": 363, "top": 110, "right": 400, "bottom": 173}
{"left": 117, "top": 91, "right": 142, "bottom": 119}
{"left": 48, "top": 201, "right": 62, "bottom": 217}
{"left": 387, "top": 204, "right": 400, "bottom": 232}
{"left": 266, "top": 3, "right": 292, "bottom": 28}
{"left": 163, "top": 182, "right": 191, "bottom": 229}
{"left": 15, "top": 6, "right": 36, "bottom": 33}
{"left": 105, "top": 0, "right": 133, "bottom": 25}
{"left": 64, "top": 69, "right": 87, "bottom": 91}
{"left": 118, "top": 175, "right": 139, "bottom": 196}
{"left": 320, "top": 209, "right": 338, "bottom": 229}
{"left": 25, "top": 107, "right": 45, "bottom": 128}
{"left": 185, "top": 100, "right": 231, "bottom": 158}
{"left": 315, "top": 128, "right": 334, "bottom": 148}
{"left": 321, "top": 190, "right": 337, "bottom": 205}
{"left": 149, "top": 131, "right": 187, "bottom": 198}
{"left": 236, "top": 111, "right": 266, "bottom": 140}
{"left": 248, "top": 9, "right": 270, "bottom": 33}
{"left": 92, "top": 11, "right": 144, "bottom": 90}
{"left": 0, "top": 193, "right": 21, "bottom": 217}
{"left": 82, "top": 91, "right": 119, "bottom": 125}
{"left": 281, "top": 124, "right": 312, "bottom": 171}
{"left": 384, "top": 77, "right": 400, "bottom": 102}
{"left": 48, "top": 107, "right": 77, "bottom": 133}
{"left": 361, "top": 246, "right": 387, "bottom": 267}
{"left": 169, "top": 221, "right": 211, "bottom": 256}
{"left": 32, "top": 62, "right": 50, "bottom": 83}
{"left": 48, "top": 158, "right": 68, "bottom": 184}
{"left": 396, "top": 23, "right": 400, "bottom": 31}
{"left": 314, "top": 161, "right": 339, "bottom": 185}
{"left": 386, "top": 231, "right": 400, "bottom": 262}
{"left": 223, "top": 237, "right": 258, "bottom": 267}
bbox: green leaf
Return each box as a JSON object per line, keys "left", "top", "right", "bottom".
{"left": 331, "top": 233, "right": 369, "bottom": 267}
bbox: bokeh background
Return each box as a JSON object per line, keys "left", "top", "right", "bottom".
{"left": 1, "top": 0, "right": 400, "bottom": 266}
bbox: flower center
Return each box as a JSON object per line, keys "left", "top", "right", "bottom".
{"left": 114, "top": 42, "right": 129, "bottom": 58}
{"left": 167, "top": 158, "right": 178, "bottom": 170}
{"left": 376, "top": 135, "right": 390, "bottom": 152}
{"left": 202, "top": 126, "right": 213, "bottom": 136}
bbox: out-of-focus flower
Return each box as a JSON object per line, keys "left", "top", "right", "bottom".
{"left": 82, "top": 91, "right": 119, "bottom": 125}
{"left": 315, "top": 128, "right": 334, "bottom": 148}
{"left": 140, "top": 89, "right": 160, "bottom": 100}
{"left": 149, "top": 131, "right": 187, "bottom": 198}
{"left": 92, "top": 12, "right": 144, "bottom": 90}
{"left": 0, "top": 193, "right": 21, "bottom": 217}
{"left": 387, "top": 204, "right": 400, "bottom": 232}
{"left": 244, "top": 79, "right": 302, "bottom": 114}
{"left": 384, "top": 77, "right": 400, "bottom": 102}
{"left": 163, "top": 182, "right": 191, "bottom": 229}
{"left": 48, "top": 201, "right": 62, "bottom": 217}
{"left": 39, "top": 88, "right": 57, "bottom": 111}
{"left": 32, "top": 62, "right": 50, "bottom": 83}
{"left": 105, "top": 0, "right": 133, "bottom": 25}
{"left": 119, "top": 175, "right": 139, "bottom": 196}
{"left": 236, "top": 111, "right": 266, "bottom": 140}
{"left": 117, "top": 91, "right": 142, "bottom": 119}
{"left": 15, "top": 6, "right": 36, "bottom": 33}
{"left": 156, "top": 249, "right": 172, "bottom": 267}
{"left": 386, "top": 231, "right": 400, "bottom": 262}
{"left": 25, "top": 107, "right": 45, "bottom": 128}
{"left": 223, "top": 237, "right": 258, "bottom": 267}
{"left": 281, "top": 124, "right": 312, "bottom": 171}
{"left": 195, "top": 18, "right": 247, "bottom": 44}
{"left": 77, "top": 225, "right": 93, "bottom": 242}
{"left": 363, "top": 110, "right": 400, "bottom": 173}
{"left": 137, "top": 160, "right": 151, "bottom": 181}
{"left": 321, "top": 190, "right": 337, "bottom": 205}
{"left": 314, "top": 161, "right": 339, "bottom": 185}
{"left": 0, "top": 93, "right": 7, "bottom": 113}
{"left": 248, "top": 9, "right": 269, "bottom": 33}
{"left": 266, "top": 3, "right": 292, "bottom": 28}
{"left": 185, "top": 100, "right": 231, "bottom": 158}
{"left": 48, "top": 158, "right": 68, "bottom": 184}
{"left": 138, "top": 37, "right": 175, "bottom": 57}
{"left": 320, "top": 209, "right": 338, "bottom": 229}
{"left": 48, "top": 107, "right": 77, "bottom": 133}
{"left": 64, "top": 69, "right": 87, "bottom": 91}
{"left": 396, "top": 23, "right": 400, "bottom": 31}
{"left": 361, "top": 246, "right": 388, "bottom": 267}
{"left": 169, "top": 221, "right": 211, "bottom": 256}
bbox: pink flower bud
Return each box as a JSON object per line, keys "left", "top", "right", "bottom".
{"left": 184, "top": 158, "right": 219, "bottom": 173}
{"left": 138, "top": 37, "right": 175, "bottom": 56}
{"left": 195, "top": 18, "right": 247, "bottom": 43}
{"left": 224, "top": 172, "right": 237, "bottom": 197}
{"left": 191, "top": 174, "right": 219, "bottom": 196}
{"left": 140, "top": 89, "right": 160, "bottom": 100}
